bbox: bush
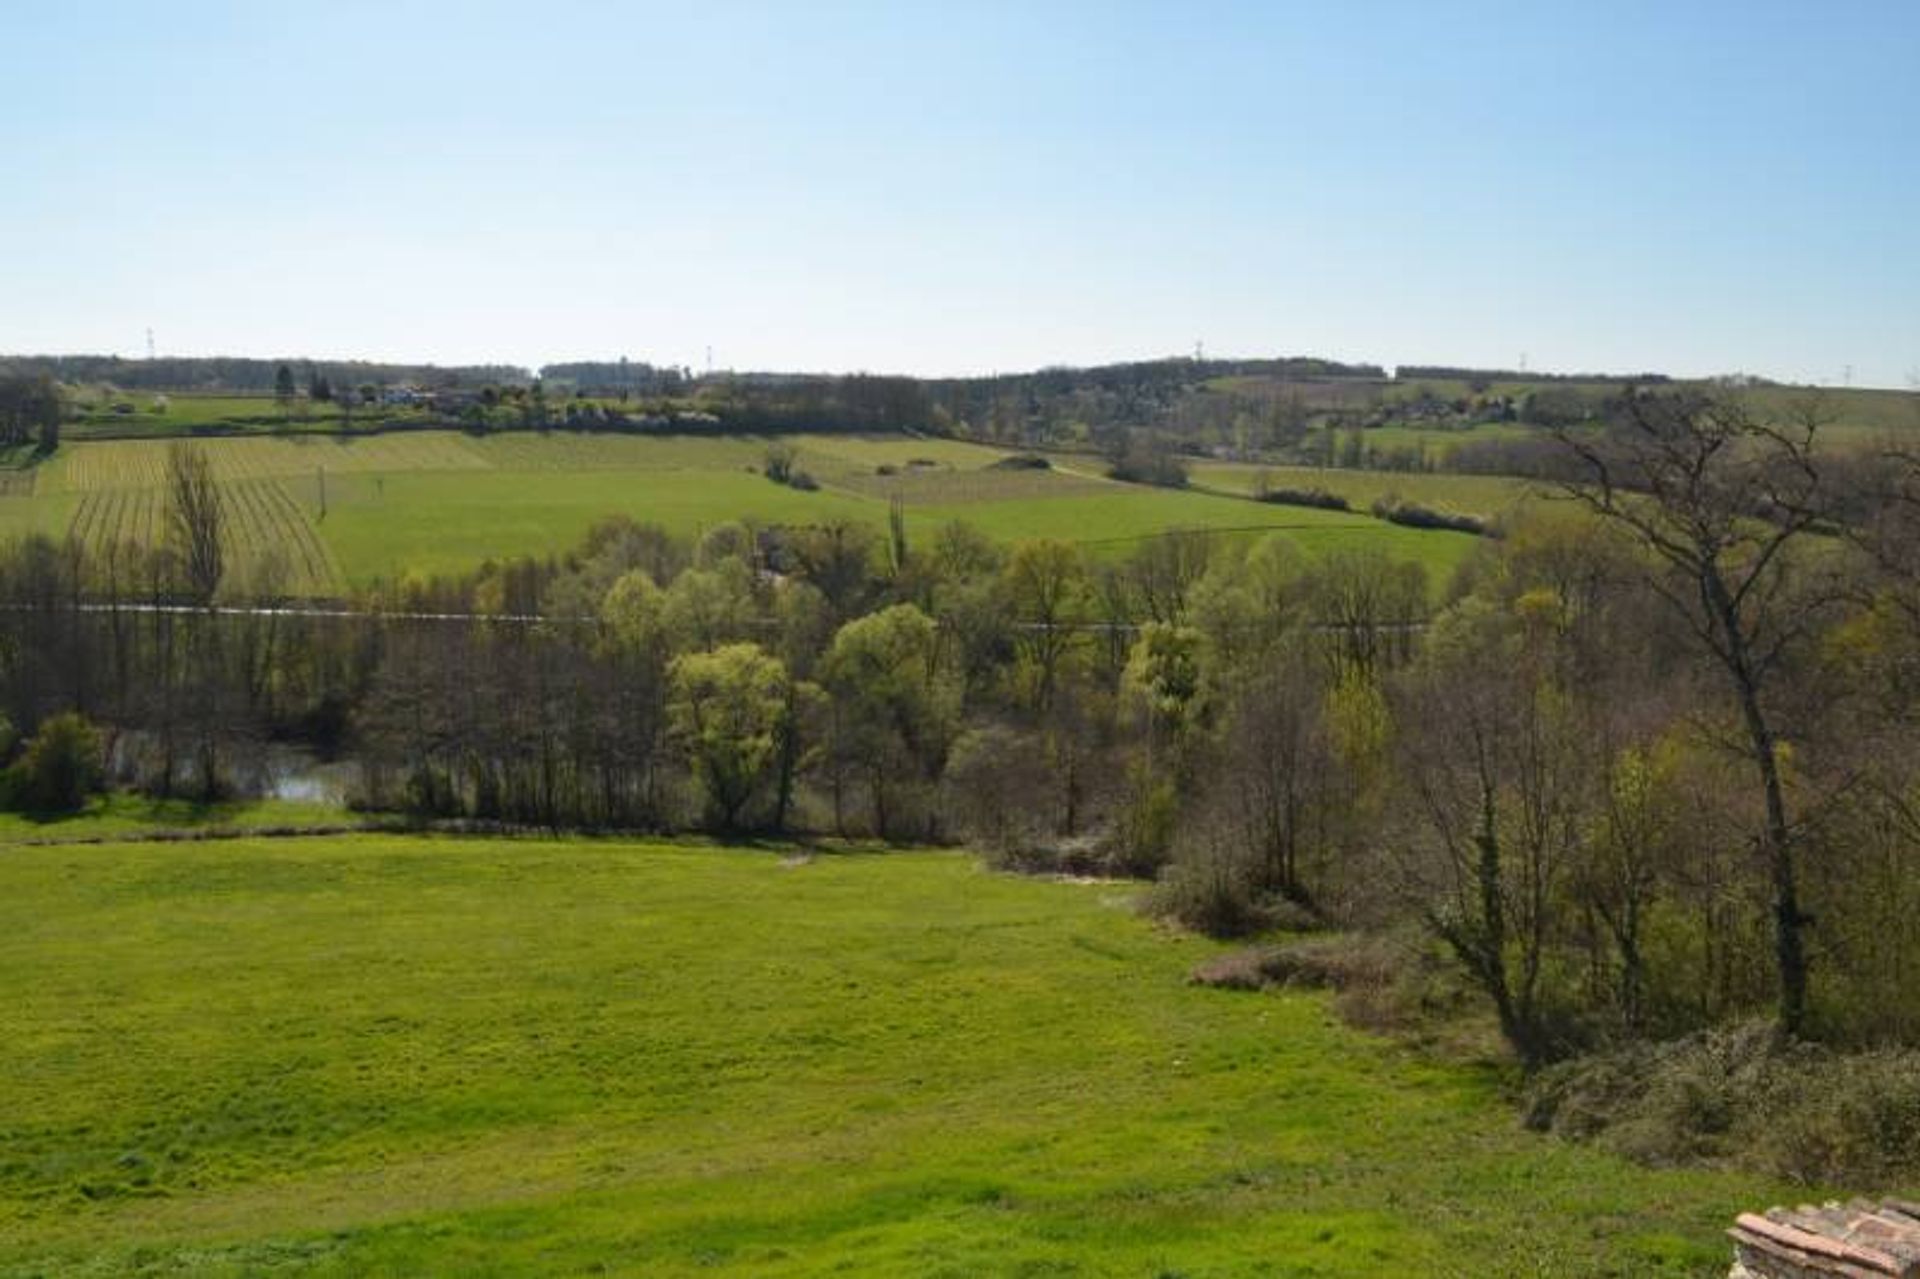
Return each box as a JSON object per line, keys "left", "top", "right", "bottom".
{"left": 6, "top": 712, "right": 105, "bottom": 813}
{"left": 1152, "top": 852, "right": 1265, "bottom": 936}
{"left": 1369, "top": 495, "right": 1491, "bottom": 535}
{"left": 762, "top": 442, "right": 797, "bottom": 484}
{"left": 1255, "top": 486, "right": 1350, "bottom": 512}
{"left": 1523, "top": 1023, "right": 1920, "bottom": 1183}
{"left": 1105, "top": 771, "right": 1180, "bottom": 877}
{"left": 1186, "top": 933, "right": 1468, "bottom": 1040}
{"left": 988, "top": 453, "right": 1051, "bottom": 471}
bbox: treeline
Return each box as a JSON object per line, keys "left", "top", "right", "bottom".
{"left": 0, "top": 355, "right": 530, "bottom": 393}
{"left": 689, "top": 373, "right": 937, "bottom": 433}
{"left": 1393, "top": 364, "right": 1673, "bottom": 385}
{"left": 538, "top": 360, "right": 693, "bottom": 396}
{"left": 921, "top": 356, "right": 1382, "bottom": 448}
{"left": 0, "top": 374, "right": 62, "bottom": 450}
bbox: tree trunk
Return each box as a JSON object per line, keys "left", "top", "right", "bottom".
{"left": 1709, "top": 571, "right": 1809, "bottom": 1037}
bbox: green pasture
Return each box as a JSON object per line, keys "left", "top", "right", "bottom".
{"left": 1192, "top": 462, "right": 1545, "bottom": 519}
{"left": 1313, "top": 421, "right": 1538, "bottom": 458}
{"left": 0, "top": 431, "right": 1484, "bottom": 591}
{"left": 0, "top": 796, "right": 352, "bottom": 844}
{"left": 311, "top": 467, "right": 880, "bottom": 583}
{"left": 66, "top": 394, "right": 351, "bottom": 438}
{"left": 0, "top": 834, "right": 1813, "bottom": 1277}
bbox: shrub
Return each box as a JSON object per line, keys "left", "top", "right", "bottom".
{"left": 1186, "top": 934, "right": 1466, "bottom": 1039}
{"left": 1369, "top": 495, "right": 1491, "bottom": 536}
{"left": 1106, "top": 770, "right": 1180, "bottom": 877}
{"left": 1256, "top": 486, "right": 1350, "bottom": 512}
{"left": 6, "top": 712, "right": 104, "bottom": 813}
{"left": 1152, "top": 852, "right": 1265, "bottom": 937}
{"left": 988, "top": 453, "right": 1051, "bottom": 471}
{"left": 1523, "top": 1023, "right": 1920, "bottom": 1183}
{"left": 762, "top": 441, "right": 797, "bottom": 484}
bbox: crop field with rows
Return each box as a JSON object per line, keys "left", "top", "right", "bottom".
{"left": 66, "top": 478, "right": 341, "bottom": 594}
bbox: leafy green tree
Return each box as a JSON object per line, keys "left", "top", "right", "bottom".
{"left": 274, "top": 363, "right": 297, "bottom": 413}
{"left": 166, "top": 443, "right": 225, "bottom": 604}
{"left": 1002, "top": 539, "right": 1088, "bottom": 710}
{"left": 1122, "top": 622, "right": 1204, "bottom": 741}
{"left": 6, "top": 712, "right": 104, "bottom": 813}
{"left": 785, "top": 520, "right": 877, "bottom": 619}
{"left": 668, "top": 643, "right": 791, "bottom": 830}
{"left": 821, "top": 603, "right": 955, "bottom": 837}
{"left": 601, "top": 568, "right": 668, "bottom": 653}
{"left": 662, "top": 559, "right": 757, "bottom": 650}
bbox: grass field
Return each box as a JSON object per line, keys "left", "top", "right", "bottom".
{"left": 66, "top": 395, "right": 351, "bottom": 439}
{"left": 0, "top": 834, "right": 1818, "bottom": 1277}
{"left": 1311, "top": 421, "right": 1538, "bottom": 458}
{"left": 0, "top": 431, "right": 1481, "bottom": 592}
{"left": 1192, "top": 462, "right": 1545, "bottom": 519}
{"left": 0, "top": 795, "right": 352, "bottom": 844}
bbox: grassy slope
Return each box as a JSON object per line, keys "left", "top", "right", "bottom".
{"left": 314, "top": 468, "right": 881, "bottom": 582}
{"left": 0, "top": 835, "right": 1810, "bottom": 1278}
{"left": 4, "top": 432, "right": 1481, "bottom": 589}
{"left": 1191, "top": 462, "right": 1544, "bottom": 519}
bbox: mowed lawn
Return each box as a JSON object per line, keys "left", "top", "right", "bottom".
{"left": 0, "top": 836, "right": 1798, "bottom": 1277}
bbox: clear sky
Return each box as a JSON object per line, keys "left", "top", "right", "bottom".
{"left": 3, "top": 1, "right": 1916, "bottom": 384}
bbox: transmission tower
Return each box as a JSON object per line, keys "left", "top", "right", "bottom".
{"left": 146, "top": 328, "right": 156, "bottom": 360}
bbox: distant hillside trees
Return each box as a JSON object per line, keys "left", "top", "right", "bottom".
{"left": 539, "top": 359, "right": 691, "bottom": 397}
{"left": 0, "top": 374, "right": 62, "bottom": 450}
{"left": 1105, "top": 430, "right": 1190, "bottom": 488}
{"left": 0, "top": 355, "right": 532, "bottom": 393}
{"left": 1395, "top": 365, "right": 1670, "bottom": 385}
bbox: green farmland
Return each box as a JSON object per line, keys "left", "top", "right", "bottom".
{"left": 0, "top": 834, "right": 1800, "bottom": 1277}
{"left": 0, "top": 431, "right": 1482, "bottom": 592}
{"left": 1191, "top": 461, "right": 1545, "bottom": 520}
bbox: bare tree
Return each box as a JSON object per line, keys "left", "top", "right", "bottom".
{"left": 1394, "top": 611, "right": 1596, "bottom": 1068}
{"left": 166, "top": 443, "right": 224, "bottom": 605}
{"left": 1556, "top": 389, "right": 1834, "bottom": 1036}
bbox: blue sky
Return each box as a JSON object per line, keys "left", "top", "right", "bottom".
{"left": 3, "top": 1, "right": 1916, "bottom": 384}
